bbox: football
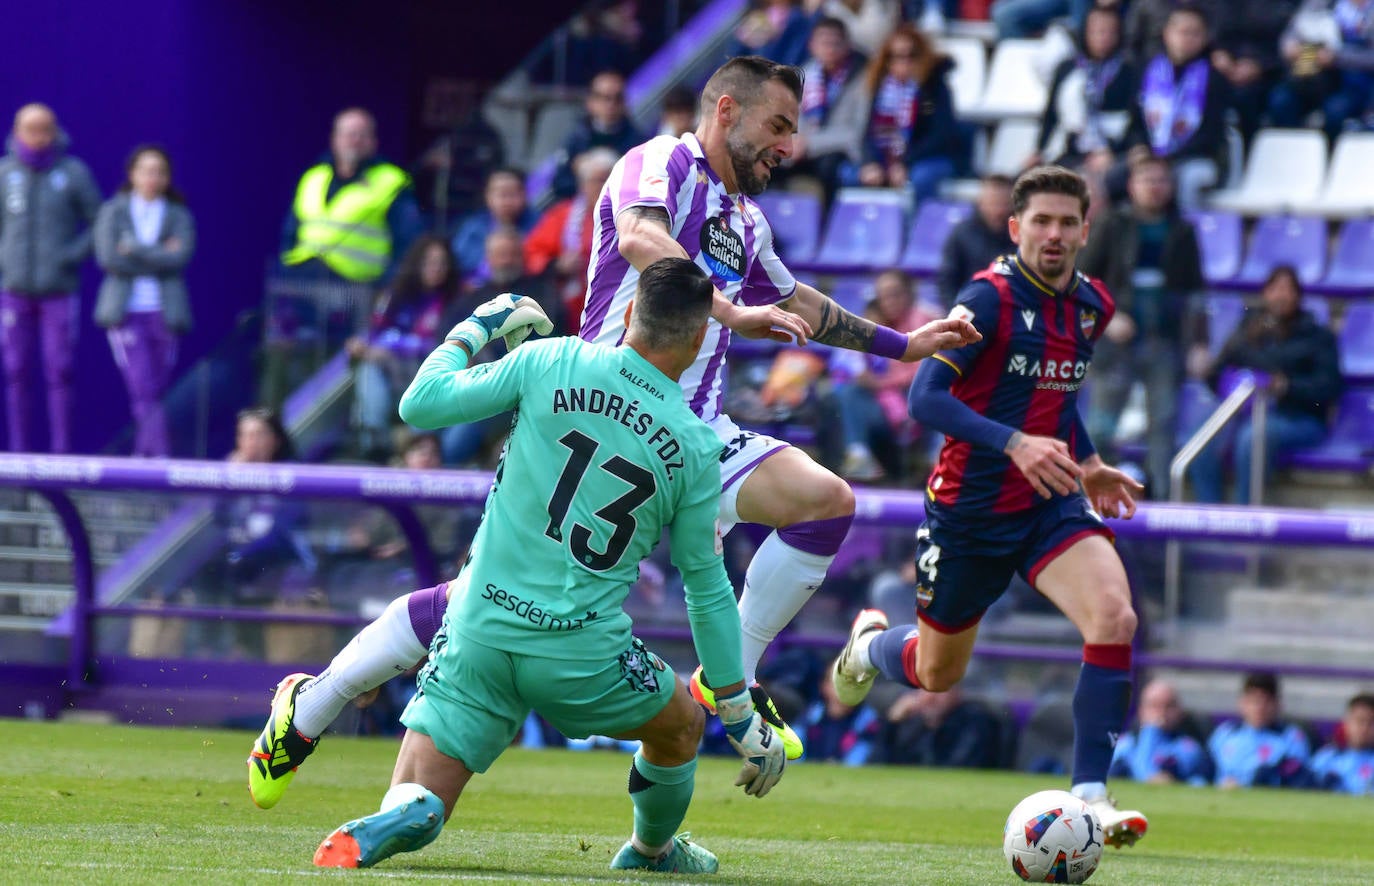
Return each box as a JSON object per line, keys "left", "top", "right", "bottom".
{"left": 1002, "top": 789, "right": 1103, "bottom": 883}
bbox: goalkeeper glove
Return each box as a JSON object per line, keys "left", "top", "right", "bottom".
{"left": 445, "top": 293, "right": 554, "bottom": 355}
{"left": 716, "top": 688, "right": 785, "bottom": 798}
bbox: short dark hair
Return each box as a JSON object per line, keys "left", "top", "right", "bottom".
{"left": 486, "top": 167, "right": 526, "bottom": 187}
{"left": 1242, "top": 671, "right": 1280, "bottom": 698}
{"left": 120, "top": 143, "right": 186, "bottom": 204}
{"left": 811, "top": 15, "right": 849, "bottom": 41}
{"left": 1011, "top": 165, "right": 1090, "bottom": 218}
{"left": 1128, "top": 152, "right": 1170, "bottom": 176}
{"left": 662, "top": 83, "right": 697, "bottom": 114}
{"left": 983, "top": 173, "right": 1014, "bottom": 189}
{"left": 632, "top": 257, "right": 713, "bottom": 350}
{"left": 1167, "top": 2, "right": 1210, "bottom": 31}
{"left": 1262, "top": 264, "right": 1303, "bottom": 298}
{"left": 700, "top": 56, "right": 804, "bottom": 116}
{"left": 402, "top": 432, "right": 440, "bottom": 458}
{"left": 1349, "top": 693, "right": 1374, "bottom": 713}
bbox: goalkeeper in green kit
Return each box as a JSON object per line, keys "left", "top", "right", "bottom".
{"left": 310, "top": 257, "right": 785, "bottom": 875}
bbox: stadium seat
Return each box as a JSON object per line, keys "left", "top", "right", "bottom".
{"left": 899, "top": 200, "right": 972, "bottom": 276}
{"left": 526, "top": 100, "right": 584, "bottom": 166}
{"left": 1339, "top": 302, "right": 1374, "bottom": 380}
{"left": 1176, "top": 380, "right": 1219, "bottom": 446}
{"left": 966, "top": 39, "right": 1049, "bottom": 120}
{"left": 802, "top": 188, "right": 906, "bottom": 272}
{"left": 1293, "top": 132, "right": 1374, "bottom": 219}
{"left": 1208, "top": 129, "right": 1327, "bottom": 216}
{"left": 754, "top": 191, "right": 823, "bottom": 266}
{"left": 1234, "top": 215, "right": 1327, "bottom": 286}
{"left": 1319, "top": 219, "right": 1374, "bottom": 293}
{"left": 1206, "top": 293, "right": 1246, "bottom": 355}
{"left": 1282, "top": 387, "right": 1374, "bottom": 472}
{"left": 939, "top": 36, "right": 987, "bottom": 116}
{"left": 983, "top": 119, "right": 1040, "bottom": 176}
{"left": 828, "top": 275, "right": 875, "bottom": 315}
{"left": 1187, "top": 209, "right": 1243, "bottom": 285}
{"left": 1303, "top": 294, "right": 1331, "bottom": 327}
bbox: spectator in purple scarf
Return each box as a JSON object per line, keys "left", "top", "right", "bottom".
{"left": 94, "top": 145, "right": 196, "bottom": 458}
{"left": 0, "top": 104, "right": 102, "bottom": 452}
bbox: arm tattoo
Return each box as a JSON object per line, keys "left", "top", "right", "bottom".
{"left": 624, "top": 205, "right": 671, "bottom": 231}
{"left": 812, "top": 296, "right": 877, "bottom": 351}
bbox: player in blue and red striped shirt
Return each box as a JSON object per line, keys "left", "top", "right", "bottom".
{"left": 831, "top": 166, "right": 1151, "bottom": 848}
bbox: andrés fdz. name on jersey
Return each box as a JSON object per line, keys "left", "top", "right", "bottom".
{"left": 551, "top": 386, "right": 687, "bottom": 480}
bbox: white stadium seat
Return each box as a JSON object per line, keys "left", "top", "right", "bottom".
{"left": 965, "top": 39, "right": 1049, "bottom": 121}
{"left": 983, "top": 119, "right": 1040, "bottom": 176}
{"left": 1293, "top": 131, "right": 1374, "bottom": 219}
{"left": 939, "top": 36, "right": 987, "bottom": 116}
{"left": 1208, "top": 128, "right": 1327, "bottom": 216}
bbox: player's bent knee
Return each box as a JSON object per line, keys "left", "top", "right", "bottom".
{"left": 1086, "top": 594, "right": 1137, "bottom": 644}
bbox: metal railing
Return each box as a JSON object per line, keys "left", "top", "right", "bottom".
{"left": 1164, "top": 372, "right": 1270, "bottom": 627}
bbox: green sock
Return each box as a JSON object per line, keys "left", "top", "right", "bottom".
{"left": 627, "top": 752, "right": 696, "bottom": 852}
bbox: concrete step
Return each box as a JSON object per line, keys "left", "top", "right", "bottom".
{"left": 1224, "top": 587, "right": 1374, "bottom": 635}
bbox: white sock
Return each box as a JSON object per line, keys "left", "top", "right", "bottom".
{"left": 737, "top": 532, "right": 833, "bottom": 684}
{"left": 1071, "top": 781, "right": 1108, "bottom": 802}
{"left": 292, "top": 593, "right": 428, "bottom": 738}
{"left": 631, "top": 834, "right": 671, "bottom": 859}
{"left": 854, "top": 630, "right": 877, "bottom": 672}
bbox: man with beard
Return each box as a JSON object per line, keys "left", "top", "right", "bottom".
{"left": 246, "top": 57, "right": 979, "bottom": 808}
{"left": 831, "top": 166, "right": 1151, "bottom": 849}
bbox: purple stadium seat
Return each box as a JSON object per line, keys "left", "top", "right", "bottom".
{"left": 1283, "top": 387, "right": 1374, "bottom": 471}
{"left": 1187, "top": 209, "right": 1242, "bottom": 285}
{"left": 754, "top": 191, "right": 822, "bottom": 266}
{"left": 1303, "top": 295, "right": 1331, "bottom": 328}
{"left": 1175, "top": 380, "right": 1218, "bottom": 446}
{"left": 803, "top": 190, "right": 906, "bottom": 272}
{"left": 1206, "top": 294, "right": 1246, "bottom": 355}
{"left": 1339, "top": 302, "right": 1374, "bottom": 379}
{"left": 899, "top": 200, "right": 972, "bottom": 276}
{"left": 828, "top": 275, "right": 875, "bottom": 315}
{"left": 1235, "top": 215, "right": 1327, "bottom": 286}
{"left": 1320, "top": 219, "right": 1374, "bottom": 292}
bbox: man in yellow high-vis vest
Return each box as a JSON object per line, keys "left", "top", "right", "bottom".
{"left": 281, "top": 108, "right": 420, "bottom": 283}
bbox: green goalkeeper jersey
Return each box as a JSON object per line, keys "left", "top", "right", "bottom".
{"left": 399, "top": 336, "right": 743, "bottom": 687}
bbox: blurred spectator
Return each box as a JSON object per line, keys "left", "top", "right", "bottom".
{"left": 936, "top": 174, "right": 1015, "bottom": 308}
{"left": 0, "top": 103, "right": 101, "bottom": 453}
{"left": 549, "top": 0, "right": 645, "bottom": 85}
{"left": 778, "top": 16, "right": 871, "bottom": 201}
{"left": 1032, "top": 4, "right": 1140, "bottom": 172}
{"left": 210, "top": 408, "right": 316, "bottom": 657}
{"left": 450, "top": 168, "right": 535, "bottom": 288}
{"left": 820, "top": 0, "right": 900, "bottom": 56}
{"left": 280, "top": 108, "right": 421, "bottom": 284}
{"left": 346, "top": 235, "right": 460, "bottom": 461}
{"left": 413, "top": 105, "right": 507, "bottom": 227}
{"left": 335, "top": 432, "right": 466, "bottom": 571}
{"left": 871, "top": 684, "right": 1003, "bottom": 768}
{"left": 1208, "top": 672, "right": 1312, "bottom": 788}
{"left": 729, "top": 0, "right": 815, "bottom": 67}
{"left": 827, "top": 270, "right": 937, "bottom": 482}
{"left": 1124, "top": 4, "right": 1230, "bottom": 210}
{"left": 1268, "top": 0, "right": 1374, "bottom": 143}
{"left": 843, "top": 24, "right": 963, "bottom": 201}
{"left": 435, "top": 226, "right": 554, "bottom": 465}
{"left": 1307, "top": 693, "right": 1374, "bottom": 795}
{"left": 656, "top": 83, "right": 698, "bottom": 138}
{"left": 800, "top": 669, "right": 884, "bottom": 764}
{"left": 1211, "top": 0, "right": 1300, "bottom": 143}
{"left": 523, "top": 148, "right": 617, "bottom": 334}
{"left": 1078, "top": 155, "right": 1204, "bottom": 498}
{"left": 551, "top": 70, "right": 644, "bottom": 198}
{"left": 93, "top": 145, "right": 196, "bottom": 459}
{"left": 1189, "top": 265, "right": 1342, "bottom": 504}
{"left": 1109, "top": 678, "right": 1213, "bottom": 785}
{"left": 1123, "top": 0, "right": 1221, "bottom": 65}
{"left": 991, "top": 0, "right": 1095, "bottom": 39}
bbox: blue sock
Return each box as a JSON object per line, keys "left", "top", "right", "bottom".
{"left": 868, "top": 624, "right": 922, "bottom": 688}
{"left": 1072, "top": 644, "right": 1133, "bottom": 787}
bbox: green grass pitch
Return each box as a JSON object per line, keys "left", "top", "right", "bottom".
{"left": 1, "top": 719, "right": 1369, "bottom": 884}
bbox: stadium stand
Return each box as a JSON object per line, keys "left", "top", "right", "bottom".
{"left": 938, "top": 35, "right": 987, "bottom": 116}
{"left": 1294, "top": 132, "right": 1374, "bottom": 220}
{"left": 1188, "top": 209, "right": 1244, "bottom": 286}
{"left": 800, "top": 188, "right": 906, "bottom": 273}
{"left": 1234, "top": 215, "right": 1327, "bottom": 287}
{"left": 965, "top": 38, "right": 1049, "bottom": 120}
{"left": 1319, "top": 219, "right": 1374, "bottom": 294}
{"left": 898, "top": 199, "right": 972, "bottom": 276}
{"left": 1208, "top": 129, "right": 1327, "bottom": 217}
{"left": 753, "top": 190, "right": 823, "bottom": 266}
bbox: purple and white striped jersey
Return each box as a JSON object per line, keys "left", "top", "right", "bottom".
{"left": 578, "top": 133, "right": 797, "bottom": 423}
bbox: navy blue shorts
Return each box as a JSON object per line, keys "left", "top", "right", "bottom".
{"left": 914, "top": 494, "right": 1113, "bottom": 634}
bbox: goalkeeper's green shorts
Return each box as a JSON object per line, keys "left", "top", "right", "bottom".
{"left": 400, "top": 625, "right": 677, "bottom": 772}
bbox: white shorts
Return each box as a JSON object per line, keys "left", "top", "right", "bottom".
{"left": 709, "top": 413, "right": 790, "bottom": 537}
